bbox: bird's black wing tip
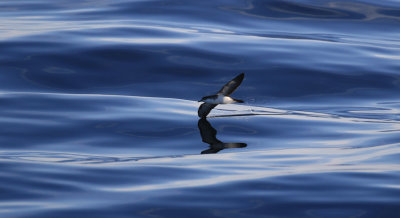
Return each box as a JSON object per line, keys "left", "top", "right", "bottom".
{"left": 235, "top": 73, "right": 245, "bottom": 81}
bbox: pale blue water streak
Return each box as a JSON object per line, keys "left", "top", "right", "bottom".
{"left": 1, "top": 0, "right": 400, "bottom": 217}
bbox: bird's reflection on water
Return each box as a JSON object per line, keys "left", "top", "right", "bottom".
{"left": 198, "top": 118, "right": 247, "bottom": 154}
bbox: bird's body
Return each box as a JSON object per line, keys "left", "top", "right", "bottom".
{"left": 198, "top": 73, "right": 245, "bottom": 118}
{"left": 200, "top": 95, "right": 242, "bottom": 104}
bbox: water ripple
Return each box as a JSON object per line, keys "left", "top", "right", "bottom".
{"left": 2, "top": 0, "right": 400, "bottom": 217}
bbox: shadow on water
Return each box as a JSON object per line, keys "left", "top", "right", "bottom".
{"left": 198, "top": 118, "right": 246, "bottom": 154}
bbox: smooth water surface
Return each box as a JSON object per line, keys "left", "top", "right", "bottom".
{"left": 1, "top": 0, "right": 400, "bottom": 217}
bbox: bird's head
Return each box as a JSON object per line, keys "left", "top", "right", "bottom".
{"left": 198, "top": 96, "right": 207, "bottom": 102}
{"left": 199, "top": 95, "right": 215, "bottom": 102}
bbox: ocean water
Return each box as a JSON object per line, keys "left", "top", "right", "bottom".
{"left": 1, "top": 0, "right": 400, "bottom": 217}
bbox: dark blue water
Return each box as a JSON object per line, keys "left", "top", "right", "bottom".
{"left": 1, "top": 0, "right": 400, "bottom": 217}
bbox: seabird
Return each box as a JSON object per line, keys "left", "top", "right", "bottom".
{"left": 198, "top": 73, "right": 245, "bottom": 118}
{"left": 198, "top": 118, "right": 246, "bottom": 154}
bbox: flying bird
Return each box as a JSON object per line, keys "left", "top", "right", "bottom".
{"left": 198, "top": 73, "right": 245, "bottom": 118}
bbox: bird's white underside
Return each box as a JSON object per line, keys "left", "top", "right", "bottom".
{"left": 202, "top": 95, "right": 235, "bottom": 104}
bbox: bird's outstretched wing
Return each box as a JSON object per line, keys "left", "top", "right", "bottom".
{"left": 198, "top": 118, "right": 221, "bottom": 144}
{"left": 198, "top": 103, "right": 217, "bottom": 118}
{"left": 217, "top": 73, "right": 244, "bottom": 96}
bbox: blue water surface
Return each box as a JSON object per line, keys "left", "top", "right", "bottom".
{"left": 1, "top": 0, "right": 400, "bottom": 217}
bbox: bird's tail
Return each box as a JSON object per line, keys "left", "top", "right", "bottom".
{"left": 233, "top": 98, "right": 244, "bottom": 103}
